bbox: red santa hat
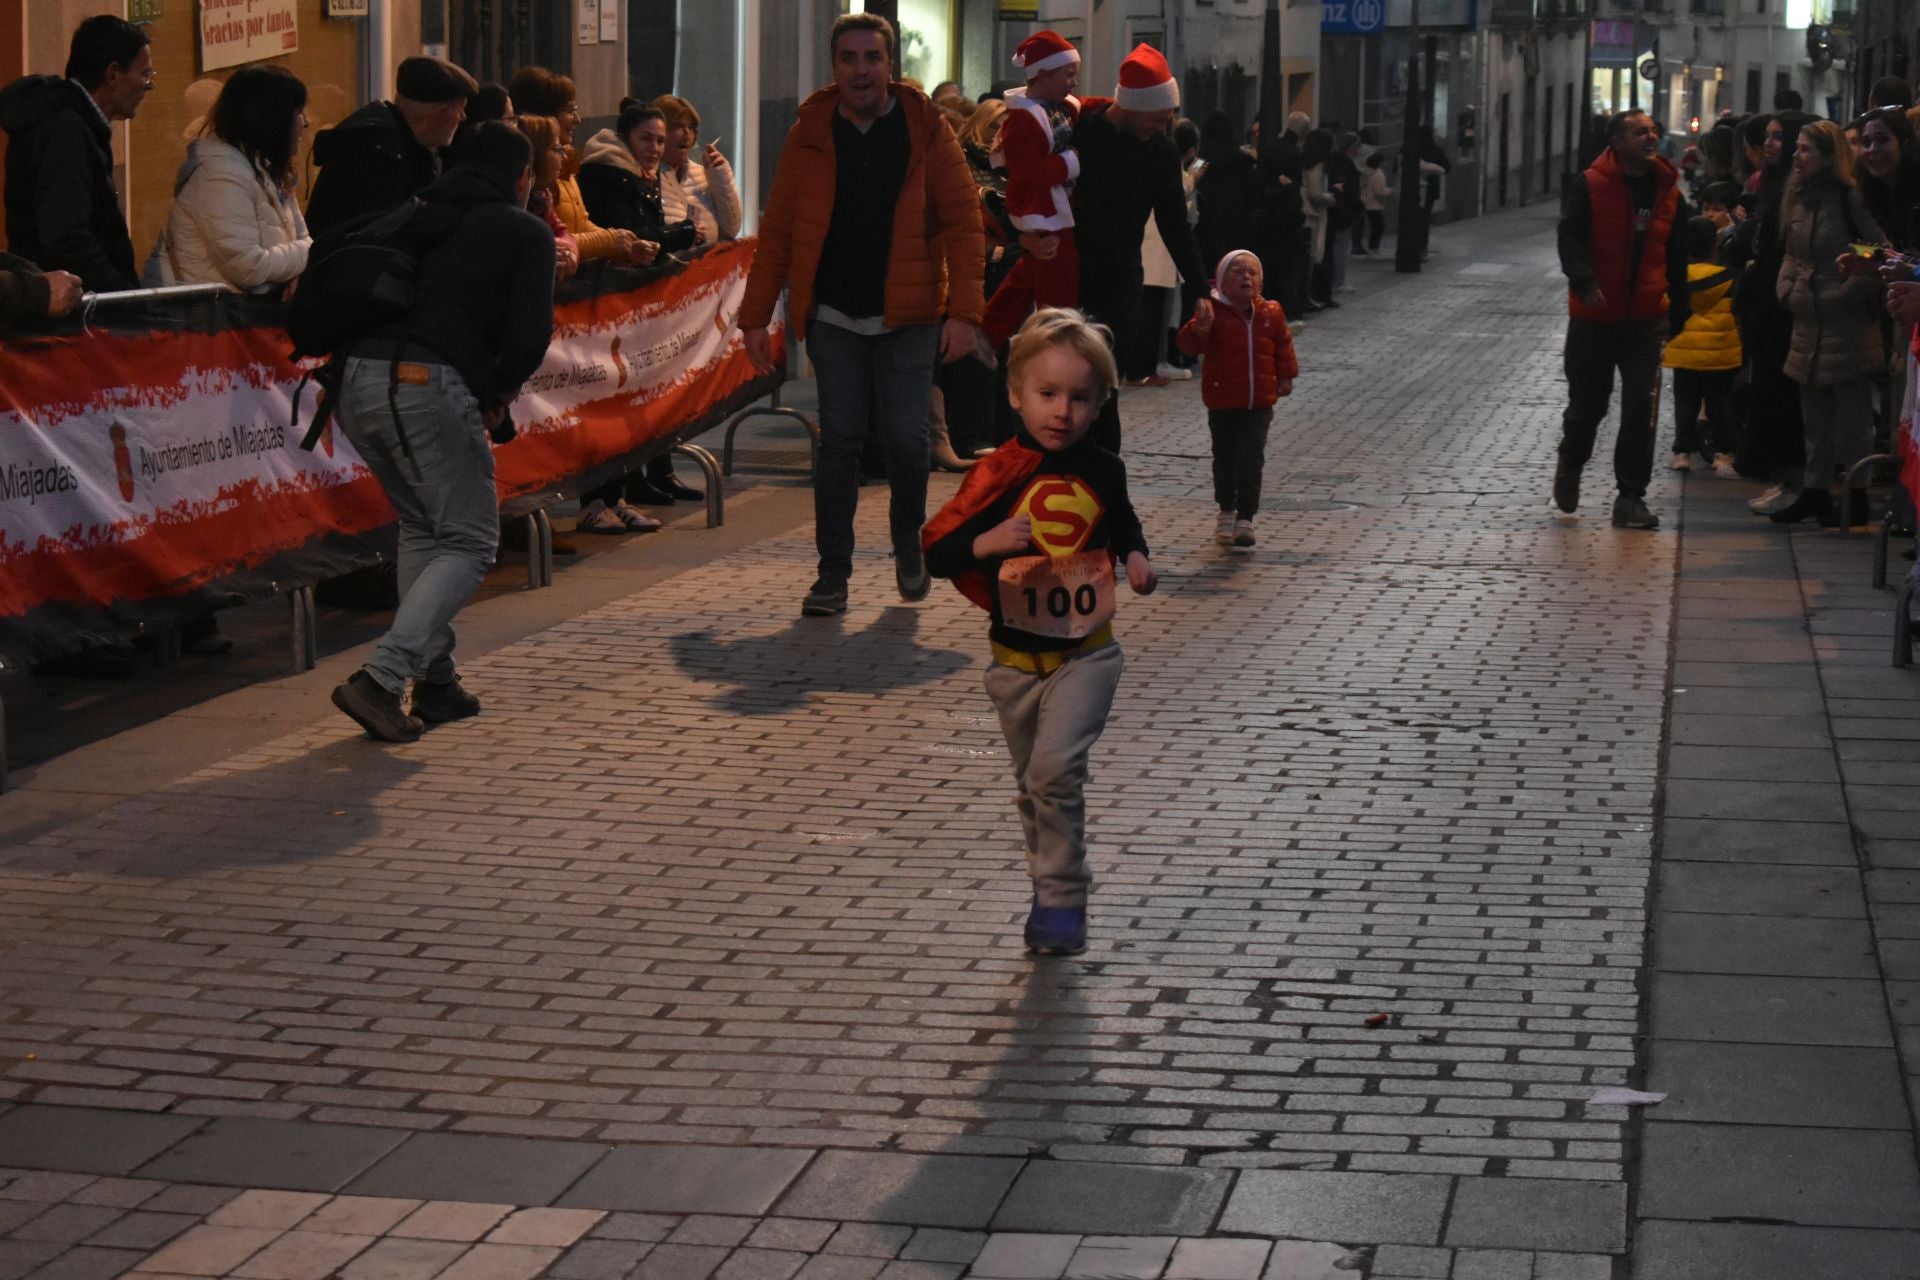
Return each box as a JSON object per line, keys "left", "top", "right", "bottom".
{"left": 1012, "top": 30, "right": 1080, "bottom": 76}
{"left": 1114, "top": 43, "right": 1179, "bottom": 112}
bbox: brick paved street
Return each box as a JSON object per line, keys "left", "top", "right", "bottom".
{"left": 0, "top": 204, "right": 1914, "bottom": 1278}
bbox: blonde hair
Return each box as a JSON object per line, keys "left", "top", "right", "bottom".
{"left": 961, "top": 99, "right": 1007, "bottom": 152}
{"left": 1800, "top": 119, "right": 1856, "bottom": 185}
{"left": 1007, "top": 308, "right": 1118, "bottom": 404}
{"left": 653, "top": 93, "right": 699, "bottom": 133}
{"left": 1784, "top": 119, "right": 1856, "bottom": 225}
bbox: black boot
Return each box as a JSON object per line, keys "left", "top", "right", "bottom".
{"left": 1770, "top": 488, "right": 1834, "bottom": 525}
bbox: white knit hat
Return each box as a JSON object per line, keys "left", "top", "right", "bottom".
{"left": 1115, "top": 43, "right": 1179, "bottom": 112}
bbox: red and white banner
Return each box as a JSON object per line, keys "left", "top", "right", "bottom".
{"left": 0, "top": 239, "right": 782, "bottom": 662}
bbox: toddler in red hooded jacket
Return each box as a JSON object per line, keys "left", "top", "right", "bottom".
{"left": 1177, "top": 249, "right": 1298, "bottom": 549}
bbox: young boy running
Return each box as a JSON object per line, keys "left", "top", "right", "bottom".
{"left": 1177, "top": 249, "right": 1297, "bottom": 548}
{"left": 922, "top": 309, "right": 1157, "bottom": 955}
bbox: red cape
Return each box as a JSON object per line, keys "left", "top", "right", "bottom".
{"left": 921, "top": 439, "right": 1047, "bottom": 610}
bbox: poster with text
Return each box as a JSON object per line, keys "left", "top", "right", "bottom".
{"left": 199, "top": 0, "right": 300, "bottom": 72}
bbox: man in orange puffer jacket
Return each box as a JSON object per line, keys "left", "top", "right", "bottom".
{"left": 738, "top": 13, "right": 986, "bottom": 618}
{"left": 1177, "top": 249, "right": 1298, "bottom": 550}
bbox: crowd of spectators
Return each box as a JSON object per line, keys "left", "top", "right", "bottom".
{"left": 1608, "top": 81, "right": 1920, "bottom": 553}
{"left": 0, "top": 15, "right": 740, "bottom": 683}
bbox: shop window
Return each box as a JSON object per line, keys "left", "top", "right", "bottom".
{"left": 896, "top": 0, "right": 953, "bottom": 90}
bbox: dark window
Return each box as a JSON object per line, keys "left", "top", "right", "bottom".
{"left": 1747, "top": 66, "right": 1762, "bottom": 112}
{"left": 450, "top": 0, "right": 571, "bottom": 84}
{"left": 627, "top": 0, "right": 677, "bottom": 102}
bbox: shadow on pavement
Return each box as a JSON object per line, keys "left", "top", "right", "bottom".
{"left": 0, "top": 736, "right": 426, "bottom": 879}
{"left": 870, "top": 953, "right": 1098, "bottom": 1227}
{"left": 668, "top": 606, "right": 971, "bottom": 716}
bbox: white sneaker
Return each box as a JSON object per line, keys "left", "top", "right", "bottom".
{"left": 1670, "top": 453, "right": 1692, "bottom": 471}
{"left": 1215, "top": 510, "right": 1236, "bottom": 545}
{"left": 1753, "top": 486, "right": 1802, "bottom": 515}
{"left": 577, "top": 500, "right": 626, "bottom": 534}
{"left": 1747, "top": 485, "right": 1784, "bottom": 512}
{"left": 1713, "top": 453, "right": 1740, "bottom": 479}
{"left": 1156, "top": 363, "right": 1194, "bottom": 381}
{"left": 1231, "top": 519, "right": 1256, "bottom": 548}
{"left": 613, "top": 500, "right": 661, "bottom": 532}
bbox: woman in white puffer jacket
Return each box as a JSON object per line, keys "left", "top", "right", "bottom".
{"left": 144, "top": 65, "right": 311, "bottom": 293}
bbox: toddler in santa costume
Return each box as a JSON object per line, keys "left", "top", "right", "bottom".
{"left": 980, "top": 30, "right": 1083, "bottom": 348}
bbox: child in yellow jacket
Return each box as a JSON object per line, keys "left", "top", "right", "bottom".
{"left": 1664, "top": 215, "right": 1744, "bottom": 478}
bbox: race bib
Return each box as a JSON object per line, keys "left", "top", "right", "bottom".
{"left": 997, "top": 551, "right": 1116, "bottom": 640}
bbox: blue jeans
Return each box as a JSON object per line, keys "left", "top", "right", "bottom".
{"left": 335, "top": 357, "right": 499, "bottom": 695}
{"left": 807, "top": 319, "right": 939, "bottom": 581}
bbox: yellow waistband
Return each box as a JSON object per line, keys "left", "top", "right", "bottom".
{"left": 990, "top": 624, "right": 1116, "bottom": 675}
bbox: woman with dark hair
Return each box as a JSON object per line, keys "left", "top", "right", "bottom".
{"left": 1854, "top": 107, "right": 1920, "bottom": 249}
{"left": 1195, "top": 110, "right": 1266, "bottom": 275}
{"left": 1728, "top": 110, "right": 1814, "bottom": 497}
{"left": 450, "top": 83, "right": 513, "bottom": 157}
{"left": 144, "top": 65, "right": 311, "bottom": 291}
{"left": 574, "top": 102, "right": 711, "bottom": 501}
{"left": 1854, "top": 106, "right": 1920, "bottom": 536}
{"left": 577, "top": 103, "right": 695, "bottom": 250}
{"left": 1768, "top": 120, "right": 1889, "bottom": 524}
{"left": 140, "top": 64, "right": 313, "bottom": 656}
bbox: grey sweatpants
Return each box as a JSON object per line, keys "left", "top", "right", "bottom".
{"left": 982, "top": 642, "right": 1124, "bottom": 909}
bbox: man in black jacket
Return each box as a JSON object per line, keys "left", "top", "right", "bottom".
{"left": 329, "top": 122, "right": 555, "bottom": 744}
{"left": 305, "top": 57, "right": 477, "bottom": 237}
{"left": 1067, "top": 44, "right": 1206, "bottom": 452}
{"left": 0, "top": 16, "right": 152, "bottom": 291}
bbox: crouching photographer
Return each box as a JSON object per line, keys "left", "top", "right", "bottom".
{"left": 329, "top": 120, "right": 556, "bottom": 743}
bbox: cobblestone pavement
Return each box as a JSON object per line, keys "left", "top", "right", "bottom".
{"left": 0, "top": 204, "right": 1747, "bottom": 1277}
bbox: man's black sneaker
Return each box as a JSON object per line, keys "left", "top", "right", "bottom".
{"left": 411, "top": 678, "right": 481, "bottom": 725}
{"left": 802, "top": 575, "right": 849, "bottom": 616}
{"left": 896, "top": 545, "right": 931, "bottom": 602}
{"left": 1611, "top": 494, "right": 1660, "bottom": 530}
{"left": 333, "top": 670, "right": 424, "bottom": 742}
{"left": 1552, "top": 466, "right": 1580, "bottom": 514}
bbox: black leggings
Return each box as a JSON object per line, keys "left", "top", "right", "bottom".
{"left": 1209, "top": 407, "right": 1274, "bottom": 519}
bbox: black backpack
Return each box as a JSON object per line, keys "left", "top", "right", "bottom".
{"left": 288, "top": 198, "right": 458, "bottom": 452}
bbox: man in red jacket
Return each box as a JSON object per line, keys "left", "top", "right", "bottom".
{"left": 1555, "top": 109, "right": 1690, "bottom": 530}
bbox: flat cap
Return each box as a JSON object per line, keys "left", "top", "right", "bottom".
{"left": 396, "top": 56, "right": 478, "bottom": 104}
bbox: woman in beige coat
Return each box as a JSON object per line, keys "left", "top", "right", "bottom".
{"left": 1771, "top": 120, "right": 1888, "bottom": 524}
{"left": 144, "top": 66, "right": 311, "bottom": 293}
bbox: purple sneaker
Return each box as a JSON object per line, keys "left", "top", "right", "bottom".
{"left": 1024, "top": 900, "right": 1087, "bottom": 956}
